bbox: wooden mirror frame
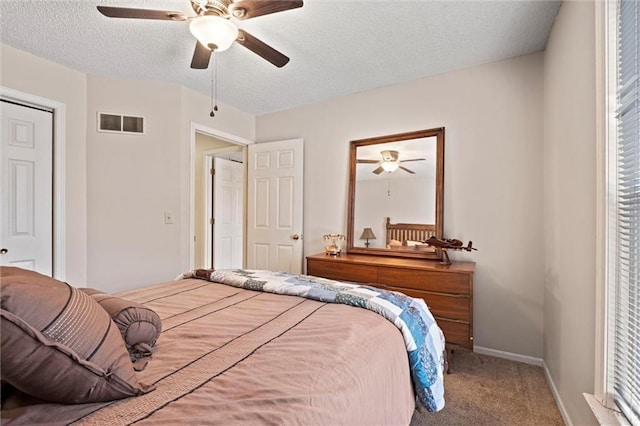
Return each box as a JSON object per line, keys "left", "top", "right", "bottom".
{"left": 346, "top": 127, "right": 445, "bottom": 260}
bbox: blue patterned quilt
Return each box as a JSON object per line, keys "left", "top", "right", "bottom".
{"left": 182, "top": 268, "right": 446, "bottom": 412}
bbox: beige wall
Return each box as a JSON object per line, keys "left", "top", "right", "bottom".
{"left": 0, "top": 44, "right": 88, "bottom": 285}
{"left": 1, "top": 43, "right": 255, "bottom": 291}
{"left": 256, "top": 53, "right": 546, "bottom": 358}
{"left": 85, "top": 77, "right": 254, "bottom": 292}
{"left": 86, "top": 76, "right": 184, "bottom": 291}
{"left": 543, "top": 1, "right": 598, "bottom": 425}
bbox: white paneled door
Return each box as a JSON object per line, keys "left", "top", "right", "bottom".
{"left": 213, "top": 157, "right": 244, "bottom": 269}
{"left": 0, "top": 100, "right": 53, "bottom": 275}
{"left": 247, "top": 139, "right": 304, "bottom": 274}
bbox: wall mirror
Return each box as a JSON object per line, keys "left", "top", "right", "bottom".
{"left": 347, "top": 127, "right": 444, "bottom": 260}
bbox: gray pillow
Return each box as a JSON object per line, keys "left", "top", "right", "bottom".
{"left": 0, "top": 267, "right": 154, "bottom": 403}
{"left": 80, "top": 288, "right": 162, "bottom": 359}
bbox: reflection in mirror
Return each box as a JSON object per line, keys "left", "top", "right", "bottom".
{"left": 354, "top": 138, "right": 436, "bottom": 248}
{"left": 347, "top": 128, "right": 444, "bottom": 260}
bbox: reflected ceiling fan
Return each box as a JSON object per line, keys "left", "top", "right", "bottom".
{"left": 357, "top": 150, "right": 425, "bottom": 174}
{"left": 97, "top": 0, "right": 303, "bottom": 69}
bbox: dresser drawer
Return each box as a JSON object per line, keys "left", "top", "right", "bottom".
{"left": 306, "top": 253, "right": 474, "bottom": 353}
{"left": 307, "top": 259, "right": 378, "bottom": 283}
{"left": 379, "top": 285, "right": 472, "bottom": 349}
{"left": 436, "top": 318, "right": 472, "bottom": 349}
{"left": 394, "top": 288, "right": 469, "bottom": 321}
{"left": 377, "top": 268, "right": 470, "bottom": 295}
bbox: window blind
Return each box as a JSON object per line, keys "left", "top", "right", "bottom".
{"left": 611, "top": 0, "right": 640, "bottom": 424}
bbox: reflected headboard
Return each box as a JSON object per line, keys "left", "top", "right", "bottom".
{"left": 385, "top": 217, "right": 437, "bottom": 246}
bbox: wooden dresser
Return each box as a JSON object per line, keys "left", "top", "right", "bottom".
{"left": 306, "top": 252, "right": 475, "bottom": 351}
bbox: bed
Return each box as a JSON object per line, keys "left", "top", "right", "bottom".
{"left": 385, "top": 217, "right": 437, "bottom": 250}
{"left": 1, "top": 267, "right": 446, "bottom": 425}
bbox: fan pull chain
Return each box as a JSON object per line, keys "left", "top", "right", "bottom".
{"left": 209, "top": 55, "right": 216, "bottom": 117}
{"left": 209, "top": 55, "right": 219, "bottom": 117}
{"left": 214, "top": 54, "right": 218, "bottom": 113}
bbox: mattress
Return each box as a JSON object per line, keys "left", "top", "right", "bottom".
{"left": 1, "top": 275, "right": 422, "bottom": 425}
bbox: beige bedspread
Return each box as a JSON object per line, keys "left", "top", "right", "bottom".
{"left": 2, "top": 278, "right": 416, "bottom": 425}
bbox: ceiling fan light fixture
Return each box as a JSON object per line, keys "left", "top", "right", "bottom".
{"left": 381, "top": 161, "right": 399, "bottom": 172}
{"left": 189, "top": 15, "right": 238, "bottom": 52}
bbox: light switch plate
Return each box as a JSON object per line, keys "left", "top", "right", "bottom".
{"left": 164, "top": 211, "right": 174, "bottom": 224}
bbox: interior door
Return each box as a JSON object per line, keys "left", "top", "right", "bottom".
{"left": 0, "top": 100, "right": 53, "bottom": 274}
{"left": 247, "top": 139, "right": 304, "bottom": 273}
{"left": 213, "top": 157, "right": 243, "bottom": 269}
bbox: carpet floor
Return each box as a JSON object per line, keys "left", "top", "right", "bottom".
{"left": 410, "top": 351, "right": 565, "bottom": 426}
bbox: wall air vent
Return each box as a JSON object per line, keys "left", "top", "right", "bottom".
{"left": 97, "top": 112, "right": 145, "bottom": 134}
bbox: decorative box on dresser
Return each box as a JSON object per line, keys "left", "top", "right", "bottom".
{"left": 306, "top": 252, "right": 475, "bottom": 352}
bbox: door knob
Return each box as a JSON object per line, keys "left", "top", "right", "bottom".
{"left": 291, "top": 234, "right": 300, "bottom": 240}
{"left": 0, "top": 248, "right": 8, "bottom": 254}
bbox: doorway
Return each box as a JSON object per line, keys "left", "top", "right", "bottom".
{"left": 246, "top": 138, "right": 304, "bottom": 274}
{"left": 191, "top": 127, "right": 248, "bottom": 270}
{"left": 188, "top": 126, "right": 305, "bottom": 274}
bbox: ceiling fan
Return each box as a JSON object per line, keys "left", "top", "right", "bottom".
{"left": 97, "top": 0, "right": 303, "bottom": 69}
{"left": 357, "top": 150, "right": 426, "bottom": 175}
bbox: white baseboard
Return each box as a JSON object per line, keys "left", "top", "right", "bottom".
{"left": 543, "top": 361, "right": 573, "bottom": 426}
{"left": 473, "top": 345, "right": 544, "bottom": 367}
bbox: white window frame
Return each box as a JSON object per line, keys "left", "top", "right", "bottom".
{"left": 590, "top": 1, "right": 639, "bottom": 425}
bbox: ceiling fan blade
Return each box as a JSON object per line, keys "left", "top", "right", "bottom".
{"left": 399, "top": 166, "right": 416, "bottom": 174}
{"left": 191, "top": 42, "right": 212, "bottom": 69}
{"left": 357, "top": 159, "right": 379, "bottom": 164}
{"left": 400, "top": 158, "right": 426, "bottom": 163}
{"left": 236, "top": 30, "right": 289, "bottom": 67}
{"left": 97, "top": 6, "right": 187, "bottom": 21}
{"left": 372, "top": 166, "right": 384, "bottom": 175}
{"left": 230, "top": 0, "right": 303, "bottom": 20}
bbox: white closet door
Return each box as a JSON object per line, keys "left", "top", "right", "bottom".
{"left": 0, "top": 101, "right": 53, "bottom": 275}
{"left": 213, "top": 157, "right": 244, "bottom": 269}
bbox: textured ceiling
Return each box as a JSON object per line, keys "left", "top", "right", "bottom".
{"left": 0, "top": 0, "right": 561, "bottom": 116}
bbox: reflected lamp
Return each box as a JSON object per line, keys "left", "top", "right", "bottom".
{"left": 359, "top": 227, "right": 376, "bottom": 247}
{"left": 381, "top": 161, "right": 399, "bottom": 172}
